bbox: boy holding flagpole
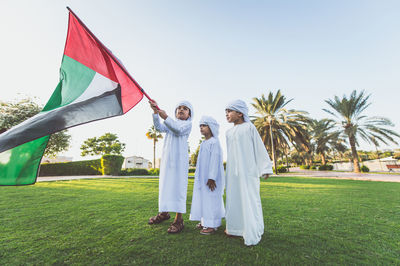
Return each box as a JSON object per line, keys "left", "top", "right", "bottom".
{"left": 148, "top": 100, "right": 194, "bottom": 234}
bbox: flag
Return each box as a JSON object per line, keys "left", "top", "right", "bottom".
{"left": 0, "top": 8, "right": 145, "bottom": 185}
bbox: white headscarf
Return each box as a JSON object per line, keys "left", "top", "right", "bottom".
{"left": 199, "top": 116, "right": 220, "bottom": 137}
{"left": 175, "top": 100, "right": 194, "bottom": 121}
{"left": 226, "top": 100, "right": 250, "bottom": 122}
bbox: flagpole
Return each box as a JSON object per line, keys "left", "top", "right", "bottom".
{"left": 66, "top": 7, "right": 159, "bottom": 109}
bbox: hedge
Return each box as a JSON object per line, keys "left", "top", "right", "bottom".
{"left": 101, "top": 155, "right": 124, "bottom": 176}
{"left": 120, "top": 168, "right": 150, "bottom": 176}
{"left": 318, "top": 164, "right": 333, "bottom": 171}
{"left": 148, "top": 168, "right": 160, "bottom": 175}
{"left": 188, "top": 168, "right": 196, "bottom": 173}
{"left": 274, "top": 166, "right": 288, "bottom": 173}
{"left": 361, "top": 165, "right": 370, "bottom": 172}
{"left": 39, "top": 159, "right": 102, "bottom": 176}
{"left": 300, "top": 165, "right": 310, "bottom": 169}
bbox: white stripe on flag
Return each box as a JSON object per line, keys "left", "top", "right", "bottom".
{"left": 73, "top": 72, "right": 119, "bottom": 105}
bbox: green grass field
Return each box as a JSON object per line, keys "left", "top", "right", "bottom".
{"left": 1, "top": 176, "right": 399, "bottom": 265}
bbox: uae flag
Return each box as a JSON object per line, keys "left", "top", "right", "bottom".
{"left": 0, "top": 8, "right": 145, "bottom": 185}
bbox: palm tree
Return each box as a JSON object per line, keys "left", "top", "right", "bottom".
{"left": 323, "top": 90, "right": 400, "bottom": 172}
{"left": 252, "top": 90, "right": 311, "bottom": 174}
{"left": 308, "top": 119, "right": 346, "bottom": 165}
{"left": 146, "top": 126, "right": 163, "bottom": 168}
{"left": 290, "top": 148, "right": 313, "bottom": 166}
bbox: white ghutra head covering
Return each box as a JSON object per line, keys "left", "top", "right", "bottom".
{"left": 225, "top": 100, "right": 250, "bottom": 122}
{"left": 175, "top": 100, "right": 194, "bottom": 121}
{"left": 199, "top": 116, "right": 220, "bottom": 137}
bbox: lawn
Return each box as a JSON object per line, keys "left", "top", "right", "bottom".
{"left": 1, "top": 176, "right": 399, "bottom": 265}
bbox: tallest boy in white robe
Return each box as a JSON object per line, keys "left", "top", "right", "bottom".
{"left": 148, "top": 100, "right": 193, "bottom": 234}
{"left": 225, "top": 100, "right": 273, "bottom": 246}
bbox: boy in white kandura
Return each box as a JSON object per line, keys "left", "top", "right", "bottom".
{"left": 224, "top": 99, "right": 273, "bottom": 246}
{"left": 148, "top": 100, "right": 194, "bottom": 234}
{"left": 189, "top": 116, "right": 225, "bottom": 235}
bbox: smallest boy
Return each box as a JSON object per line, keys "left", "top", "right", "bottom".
{"left": 189, "top": 116, "right": 225, "bottom": 235}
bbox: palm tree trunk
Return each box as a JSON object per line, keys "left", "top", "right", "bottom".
{"left": 321, "top": 152, "right": 326, "bottom": 165}
{"left": 285, "top": 148, "right": 289, "bottom": 170}
{"left": 153, "top": 139, "right": 156, "bottom": 169}
{"left": 269, "top": 126, "right": 278, "bottom": 175}
{"left": 307, "top": 151, "right": 312, "bottom": 166}
{"left": 348, "top": 135, "right": 360, "bottom": 173}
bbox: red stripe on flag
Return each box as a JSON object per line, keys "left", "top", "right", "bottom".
{"left": 64, "top": 12, "right": 143, "bottom": 113}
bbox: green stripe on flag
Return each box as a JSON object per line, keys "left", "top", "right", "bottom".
{"left": 0, "top": 56, "right": 95, "bottom": 185}
{"left": 0, "top": 136, "right": 49, "bottom": 185}
{"left": 43, "top": 55, "right": 96, "bottom": 111}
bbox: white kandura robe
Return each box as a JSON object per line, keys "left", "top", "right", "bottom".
{"left": 153, "top": 114, "right": 192, "bottom": 213}
{"left": 225, "top": 122, "right": 273, "bottom": 246}
{"left": 190, "top": 137, "right": 225, "bottom": 228}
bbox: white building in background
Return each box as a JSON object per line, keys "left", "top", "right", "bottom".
{"left": 41, "top": 156, "right": 73, "bottom": 163}
{"left": 333, "top": 157, "right": 399, "bottom": 172}
{"left": 124, "top": 156, "right": 151, "bottom": 169}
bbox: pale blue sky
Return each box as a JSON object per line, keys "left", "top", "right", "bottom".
{"left": 1, "top": 0, "right": 399, "bottom": 161}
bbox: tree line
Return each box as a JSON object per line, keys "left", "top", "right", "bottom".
{"left": 251, "top": 90, "right": 399, "bottom": 173}
{"left": 1, "top": 89, "right": 399, "bottom": 173}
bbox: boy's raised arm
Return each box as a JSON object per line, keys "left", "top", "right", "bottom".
{"left": 153, "top": 113, "right": 169, "bottom": 133}
{"left": 149, "top": 100, "right": 169, "bottom": 133}
{"left": 163, "top": 117, "right": 192, "bottom": 136}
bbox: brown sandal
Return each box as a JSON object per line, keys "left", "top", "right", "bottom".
{"left": 148, "top": 212, "right": 170, "bottom": 225}
{"left": 200, "top": 227, "right": 216, "bottom": 235}
{"left": 224, "top": 229, "right": 241, "bottom": 238}
{"left": 167, "top": 220, "right": 184, "bottom": 234}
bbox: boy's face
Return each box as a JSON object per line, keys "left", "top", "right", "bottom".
{"left": 175, "top": 105, "right": 190, "bottom": 120}
{"left": 200, "top": 124, "right": 212, "bottom": 136}
{"left": 225, "top": 109, "right": 243, "bottom": 123}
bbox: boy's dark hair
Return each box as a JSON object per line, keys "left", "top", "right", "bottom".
{"left": 176, "top": 106, "right": 191, "bottom": 117}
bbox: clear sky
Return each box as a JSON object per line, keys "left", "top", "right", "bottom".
{"left": 1, "top": 0, "right": 400, "bottom": 162}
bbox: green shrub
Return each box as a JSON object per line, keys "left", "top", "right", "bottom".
{"left": 318, "top": 164, "right": 333, "bottom": 171}
{"left": 310, "top": 165, "right": 317, "bottom": 170}
{"left": 148, "top": 168, "right": 160, "bottom": 175}
{"left": 120, "top": 168, "right": 149, "bottom": 176}
{"left": 101, "top": 155, "right": 124, "bottom": 176}
{"left": 300, "top": 165, "right": 310, "bottom": 169}
{"left": 273, "top": 166, "right": 288, "bottom": 173}
{"left": 39, "top": 159, "right": 102, "bottom": 176}
{"left": 188, "top": 168, "right": 196, "bottom": 173}
{"left": 361, "top": 165, "right": 370, "bottom": 172}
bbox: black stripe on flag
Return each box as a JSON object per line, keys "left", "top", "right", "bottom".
{"left": 0, "top": 86, "right": 123, "bottom": 153}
